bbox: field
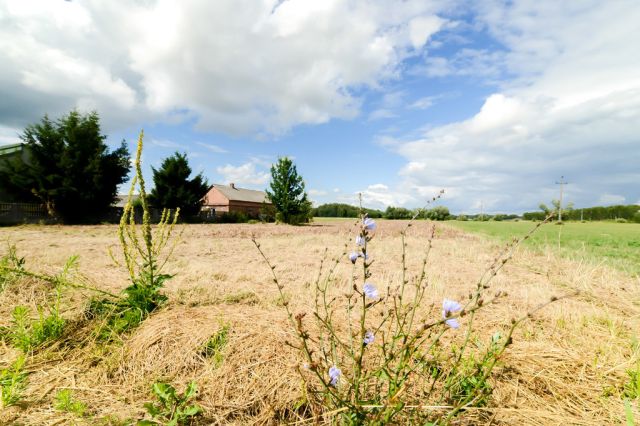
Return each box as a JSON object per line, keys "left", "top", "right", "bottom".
{"left": 449, "top": 220, "right": 640, "bottom": 276}
{"left": 1, "top": 219, "right": 639, "bottom": 425}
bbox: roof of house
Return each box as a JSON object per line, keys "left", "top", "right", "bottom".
{"left": 209, "top": 184, "right": 270, "bottom": 204}
{"left": 0, "top": 143, "right": 26, "bottom": 157}
{"left": 113, "top": 194, "right": 140, "bottom": 208}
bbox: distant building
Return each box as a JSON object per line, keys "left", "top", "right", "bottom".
{"left": 0, "top": 143, "right": 30, "bottom": 202}
{"left": 202, "top": 183, "right": 270, "bottom": 217}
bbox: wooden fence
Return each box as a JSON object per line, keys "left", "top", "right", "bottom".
{"left": 0, "top": 203, "right": 55, "bottom": 225}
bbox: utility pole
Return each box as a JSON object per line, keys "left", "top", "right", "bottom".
{"left": 479, "top": 200, "right": 484, "bottom": 221}
{"left": 555, "top": 176, "right": 568, "bottom": 222}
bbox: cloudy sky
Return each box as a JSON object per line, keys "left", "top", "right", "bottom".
{"left": 1, "top": 0, "right": 638, "bottom": 213}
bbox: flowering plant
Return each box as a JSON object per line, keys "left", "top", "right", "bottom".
{"left": 254, "top": 197, "right": 571, "bottom": 424}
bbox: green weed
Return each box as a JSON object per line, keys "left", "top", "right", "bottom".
{"left": 139, "top": 381, "right": 202, "bottom": 425}
{"left": 201, "top": 325, "right": 230, "bottom": 367}
{"left": 90, "top": 131, "right": 179, "bottom": 340}
{"left": 4, "top": 303, "right": 65, "bottom": 353}
{"left": 624, "top": 363, "right": 640, "bottom": 400}
{"left": 54, "top": 388, "right": 87, "bottom": 415}
{"left": 0, "top": 356, "right": 27, "bottom": 409}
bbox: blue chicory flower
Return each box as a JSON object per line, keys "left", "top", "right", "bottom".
{"left": 329, "top": 365, "right": 341, "bottom": 386}
{"left": 355, "top": 235, "right": 365, "bottom": 246}
{"left": 442, "top": 299, "right": 462, "bottom": 329}
{"left": 363, "top": 217, "right": 377, "bottom": 231}
{"left": 349, "top": 252, "right": 359, "bottom": 263}
{"left": 363, "top": 283, "right": 379, "bottom": 300}
{"left": 363, "top": 330, "right": 375, "bottom": 345}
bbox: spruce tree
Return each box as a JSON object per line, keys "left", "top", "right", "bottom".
{"left": 0, "top": 111, "right": 130, "bottom": 223}
{"left": 149, "top": 152, "right": 209, "bottom": 219}
{"left": 265, "top": 157, "right": 311, "bottom": 224}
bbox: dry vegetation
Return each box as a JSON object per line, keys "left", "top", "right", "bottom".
{"left": 0, "top": 219, "right": 639, "bottom": 425}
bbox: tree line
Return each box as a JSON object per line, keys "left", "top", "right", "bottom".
{"left": 0, "top": 111, "right": 313, "bottom": 225}
{"left": 523, "top": 204, "right": 640, "bottom": 222}
{"left": 313, "top": 204, "right": 452, "bottom": 220}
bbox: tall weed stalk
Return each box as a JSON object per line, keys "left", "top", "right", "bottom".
{"left": 90, "top": 130, "right": 180, "bottom": 339}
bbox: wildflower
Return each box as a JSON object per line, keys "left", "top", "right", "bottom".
{"left": 355, "top": 235, "right": 365, "bottom": 246}
{"left": 442, "top": 299, "right": 462, "bottom": 329}
{"left": 329, "top": 365, "right": 341, "bottom": 386}
{"left": 363, "top": 283, "right": 379, "bottom": 300}
{"left": 363, "top": 217, "right": 377, "bottom": 231}
{"left": 363, "top": 330, "right": 375, "bottom": 345}
{"left": 348, "top": 252, "right": 359, "bottom": 263}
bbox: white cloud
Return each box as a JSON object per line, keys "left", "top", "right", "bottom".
{"left": 196, "top": 142, "right": 227, "bottom": 154}
{"left": 149, "top": 138, "right": 184, "bottom": 149}
{"left": 308, "top": 189, "right": 328, "bottom": 196}
{"left": 215, "top": 161, "right": 270, "bottom": 187}
{"left": 409, "top": 16, "right": 446, "bottom": 49}
{"left": 0, "top": 125, "right": 21, "bottom": 145}
{"left": 598, "top": 194, "right": 626, "bottom": 206}
{"left": 360, "top": 183, "right": 414, "bottom": 209}
{"left": 409, "top": 96, "right": 436, "bottom": 110}
{"left": 0, "top": 0, "right": 448, "bottom": 135}
{"left": 392, "top": 0, "right": 640, "bottom": 212}
{"left": 368, "top": 109, "right": 397, "bottom": 121}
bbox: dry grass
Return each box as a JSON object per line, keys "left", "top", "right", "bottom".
{"left": 0, "top": 219, "right": 638, "bottom": 425}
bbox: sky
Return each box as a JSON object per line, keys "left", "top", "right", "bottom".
{"left": 0, "top": 0, "right": 639, "bottom": 214}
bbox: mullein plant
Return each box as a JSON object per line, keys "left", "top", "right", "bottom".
{"left": 91, "top": 131, "right": 180, "bottom": 338}
{"left": 254, "top": 198, "right": 575, "bottom": 424}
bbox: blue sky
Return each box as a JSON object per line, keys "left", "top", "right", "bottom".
{"left": 1, "top": 0, "right": 639, "bottom": 213}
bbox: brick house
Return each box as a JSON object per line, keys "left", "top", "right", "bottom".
{"left": 202, "top": 183, "right": 271, "bottom": 217}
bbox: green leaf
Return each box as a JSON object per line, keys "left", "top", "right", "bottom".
{"left": 143, "top": 402, "right": 160, "bottom": 417}
{"left": 152, "top": 382, "right": 175, "bottom": 403}
{"left": 183, "top": 381, "right": 197, "bottom": 400}
{"left": 181, "top": 404, "right": 202, "bottom": 417}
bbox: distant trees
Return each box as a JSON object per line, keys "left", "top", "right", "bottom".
{"left": 539, "top": 199, "right": 574, "bottom": 221}
{"left": 312, "top": 203, "right": 451, "bottom": 220}
{"left": 313, "top": 203, "right": 383, "bottom": 218}
{"left": 0, "top": 111, "right": 130, "bottom": 223}
{"left": 149, "top": 152, "right": 209, "bottom": 219}
{"left": 525, "top": 204, "right": 640, "bottom": 222}
{"left": 266, "top": 157, "right": 312, "bottom": 225}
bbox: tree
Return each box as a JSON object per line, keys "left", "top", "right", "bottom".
{"left": 265, "top": 157, "right": 312, "bottom": 224}
{"left": 0, "top": 111, "right": 130, "bottom": 223}
{"left": 149, "top": 152, "right": 209, "bottom": 219}
{"left": 539, "top": 199, "right": 574, "bottom": 221}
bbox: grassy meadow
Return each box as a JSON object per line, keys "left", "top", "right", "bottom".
{"left": 0, "top": 219, "right": 639, "bottom": 424}
{"left": 448, "top": 220, "right": 640, "bottom": 276}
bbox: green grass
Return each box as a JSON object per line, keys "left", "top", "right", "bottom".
{"left": 448, "top": 221, "right": 640, "bottom": 276}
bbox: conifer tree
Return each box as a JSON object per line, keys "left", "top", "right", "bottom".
{"left": 149, "top": 152, "right": 209, "bottom": 219}
{"left": 265, "top": 157, "right": 311, "bottom": 224}
{"left": 0, "top": 111, "right": 130, "bottom": 223}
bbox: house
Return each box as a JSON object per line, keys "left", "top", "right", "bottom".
{"left": 202, "top": 183, "right": 271, "bottom": 217}
{"left": 0, "top": 143, "right": 30, "bottom": 202}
